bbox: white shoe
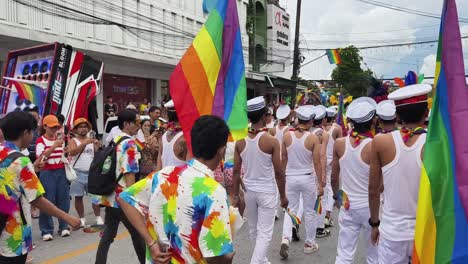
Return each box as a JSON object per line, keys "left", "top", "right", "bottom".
{"left": 96, "top": 216, "right": 104, "bottom": 225}
{"left": 42, "top": 234, "right": 53, "bottom": 241}
{"left": 80, "top": 218, "right": 86, "bottom": 228}
{"left": 279, "top": 238, "right": 290, "bottom": 259}
{"left": 60, "top": 230, "right": 71, "bottom": 237}
{"left": 304, "top": 242, "right": 319, "bottom": 254}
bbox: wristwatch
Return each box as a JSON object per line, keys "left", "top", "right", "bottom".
{"left": 368, "top": 218, "right": 380, "bottom": 228}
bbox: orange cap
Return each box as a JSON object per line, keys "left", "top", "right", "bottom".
{"left": 73, "top": 118, "right": 92, "bottom": 129}
{"left": 43, "top": 115, "right": 61, "bottom": 128}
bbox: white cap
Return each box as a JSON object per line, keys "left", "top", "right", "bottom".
{"left": 376, "top": 100, "right": 396, "bottom": 120}
{"left": 326, "top": 107, "right": 337, "bottom": 118}
{"left": 314, "top": 105, "right": 327, "bottom": 120}
{"left": 276, "top": 104, "right": 291, "bottom": 120}
{"left": 388, "top": 84, "right": 432, "bottom": 106}
{"left": 164, "top": 100, "right": 175, "bottom": 109}
{"left": 296, "top": 105, "right": 315, "bottom": 121}
{"left": 346, "top": 97, "right": 377, "bottom": 123}
{"left": 247, "top": 96, "right": 266, "bottom": 112}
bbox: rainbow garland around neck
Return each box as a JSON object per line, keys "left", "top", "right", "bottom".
{"left": 248, "top": 127, "right": 268, "bottom": 134}
{"left": 350, "top": 130, "right": 374, "bottom": 145}
{"left": 399, "top": 127, "right": 426, "bottom": 143}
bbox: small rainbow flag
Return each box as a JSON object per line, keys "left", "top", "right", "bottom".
{"left": 170, "top": 0, "right": 248, "bottom": 152}
{"left": 338, "top": 190, "right": 350, "bottom": 210}
{"left": 134, "top": 138, "right": 145, "bottom": 151}
{"left": 287, "top": 208, "right": 301, "bottom": 225}
{"left": 326, "top": 49, "right": 342, "bottom": 65}
{"left": 413, "top": 0, "right": 468, "bottom": 263}
{"left": 9, "top": 79, "right": 47, "bottom": 114}
{"left": 314, "top": 197, "right": 322, "bottom": 214}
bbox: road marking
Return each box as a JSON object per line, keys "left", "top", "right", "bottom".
{"left": 40, "top": 232, "right": 130, "bottom": 264}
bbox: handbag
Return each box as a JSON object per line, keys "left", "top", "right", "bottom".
{"left": 63, "top": 142, "right": 85, "bottom": 182}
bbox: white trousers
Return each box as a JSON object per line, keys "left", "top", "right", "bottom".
{"left": 245, "top": 190, "right": 277, "bottom": 264}
{"left": 335, "top": 208, "right": 378, "bottom": 264}
{"left": 316, "top": 171, "right": 333, "bottom": 228}
{"left": 378, "top": 237, "right": 413, "bottom": 264}
{"left": 282, "top": 176, "right": 317, "bottom": 244}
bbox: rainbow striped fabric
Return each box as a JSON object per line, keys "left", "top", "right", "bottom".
{"left": 413, "top": 0, "right": 468, "bottom": 263}
{"left": 336, "top": 92, "right": 348, "bottom": 136}
{"left": 326, "top": 49, "right": 342, "bottom": 65}
{"left": 170, "top": 0, "right": 248, "bottom": 151}
{"left": 287, "top": 208, "right": 302, "bottom": 225}
{"left": 9, "top": 79, "right": 47, "bottom": 114}
{"left": 314, "top": 196, "right": 322, "bottom": 214}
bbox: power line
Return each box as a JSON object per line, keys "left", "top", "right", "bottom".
{"left": 301, "top": 24, "right": 439, "bottom": 36}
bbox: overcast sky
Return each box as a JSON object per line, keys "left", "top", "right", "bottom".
{"left": 278, "top": 0, "right": 468, "bottom": 83}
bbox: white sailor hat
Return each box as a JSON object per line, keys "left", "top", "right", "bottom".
{"left": 247, "top": 96, "right": 266, "bottom": 112}
{"left": 326, "top": 107, "right": 337, "bottom": 118}
{"left": 376, "top": 100, "right": 396, "bottom": 120}
{"left": 314, "top": 105, "right": 327, "bottom": 120}
{"left": 164, "top": 100, "right": 175, "bottom": 109}
{"left": 346, "top": 97, "right": 377, "bottom": 123}
{"left": 388, "top": 84, "right": 432, "bottom": 107}
{"left": 296, "top": 105, "right": 315, "bottom": 121}
{"left": 276, "top": 104, "right": 291, "bottom": 120}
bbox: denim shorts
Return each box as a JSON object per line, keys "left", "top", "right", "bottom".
{"left": 70, "top": 170, "right": 88, "bottom": 197}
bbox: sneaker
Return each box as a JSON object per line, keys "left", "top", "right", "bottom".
{"left": 316, "top": 228, "right": 331, "bottom": 238}
{"left": 42, "top": 234, "right": 53, "bottom": 241}
{"left": 279, "top": 239, "right": 290, "bottom": 259}
{"left": 80, "top": 218, "right": 86, "bottom": 228}
{"left": 292, "top": 224, "right": 301, "bottom": 242}
{"left": 96, "top": 216, "right": 104, "bottom": 225}
{"left": 304, "top": 242, "right": 319, "bottom": 254}
{"left": 26, "top": 255, "right": 33, "bottom": 264}
{"left": 325, "top": 217, "right": 335, "bottom": 228}
{"left": 60, "top": 230, "right": 71, "bottom": 237}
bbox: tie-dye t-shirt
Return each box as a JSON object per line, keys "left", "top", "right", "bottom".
{"left": 0, "top": 142, "right": 45, "bottom": 257}
{"left": 100, "top": 133, "right": 141, "bottom": 208}
{"left": 120, "top": 159, "right": 233, "bottom": 264}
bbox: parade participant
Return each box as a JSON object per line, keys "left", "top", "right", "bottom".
{"left": 232, "top": 96, "right": 288, "bottom": 264}
{"left": 376, "top": 100, "right": 397, "bottom": 134}
{"left": 35, "top": 115, "right": 71, "bottom": 241}
{"left": 148, "top": 106, "right": 162, "bottom": 131}
{"left": 139, "top": 119, "right": 159, "bottom": 175}
{"left": 279, "top": 106, "right": 323, "bottom": 259}
{"left": 105, "top": 110, "right": 146, "bottom": 147}
{"left": 331, "top": 97, "right": 378, "bottom": 264}
{"left": 156, "top": 100, "right": 188, "bottom": 170}
{"left": 67, "top": 118, "right": 103, "bottom": 227}
{"left": 119, "top": 115, "right": 235, "bottom": 264}
{"left": 95, "top": 110, "right": 146, "bottom": 264}
{"left": 0, "top": 112, "right": 80, "bottom": 264}
{"left": 369, "top": 84, "right": 431, "bottom": 264}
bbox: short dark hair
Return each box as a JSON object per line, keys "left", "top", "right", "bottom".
{"left": 353, "top": 119, "right": 373, "bottom": 133}
{"left": 191, "top": 115, "right": 229, "bottom": 160}
{"left": 298, "top": 119, "right": 310, "bottom": 125}
{"left": 167, "top": 110, "right": 178, "bottom": 122}
{"left": 149, "top": 106, "right": 161, "bottom": 113}
{"left": 0, "top": 111, "right": 37, "bottom": 141}
{"left": 56, "top": 114, "right": 65, "bottom": 125}
{"left": 313, "top": 118, "right": 324, "bottom": 126}
{"left": 26, "top": 106, "right": 39, "bottom": 113}
{"left": 118, "top": 109, "right": 137, "bottom": 129}
{"left": 107, "top": 96, "right": 112, "bottom": 99}
{"left": 396, "top": 102, "right": 428, "bottom": 124}
{"left": 379, "top": 118, "right": 396, "bottom": 126}
{"left": 247, "top": 107, "right": 267, "bottom": 124}
{"left": 326, "top": 116, "right": 335, "bottom": 123}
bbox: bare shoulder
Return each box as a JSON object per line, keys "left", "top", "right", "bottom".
{"left": 372, "top": 133, "right": 392, "bottom": 150}
{"left": 235, "top": 139, "right": 246, "bottom": 153}
{"left": 259, "top": 133, "right": 278, "bottom": 154}
{"left": 269, "top": 127, "right": 277, "bottom": 136}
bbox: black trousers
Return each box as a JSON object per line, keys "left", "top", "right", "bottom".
{"left": 95, "top": 207, "right": 146, "bottom": 264}
{"left": 0, "top": 255, "right": 27, "bottom": 264}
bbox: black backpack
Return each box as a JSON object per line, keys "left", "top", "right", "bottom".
{"left": 0, "top": 152, "right": 27, "bottom": 237}
{"left": 88, "top": 136, "right": 129, "bottom": 196}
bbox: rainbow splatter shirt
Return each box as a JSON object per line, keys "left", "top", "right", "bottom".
{"left": 0, "top": 142, "right": 45, "bottom": 257}
{"left": 120, "top": 159, "right": 233, "bottom": 264}
{"left": 100, "top": 133, "right": 141, "bottom": 208}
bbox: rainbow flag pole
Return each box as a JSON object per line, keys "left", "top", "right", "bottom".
{"left": 413, "top": 0, "right": 468, "bottom": 263}
{"left": 169, "top": 0, "right": 248, "bottom": 152}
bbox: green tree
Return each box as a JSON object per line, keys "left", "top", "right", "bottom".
{"left": 331, "top": 46, "right": 373, "bottom": 97}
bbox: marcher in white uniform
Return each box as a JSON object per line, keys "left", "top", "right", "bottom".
{"left": 331, "top": 97, "right": 379, "bottom": 264}
{"left": 233, "top": 96, "right": 288, "bottom": 264}
{"left": 376, "top": 100, "right": 397, "bottom": 134}
{"left": 279, "top": 106, "right": 323, "bottom": 259}
{"left": 369, "top": 84, "right": 432, "bottom": 264}
{"left": 156, "top": 100, "right": 187, "bottom": 170}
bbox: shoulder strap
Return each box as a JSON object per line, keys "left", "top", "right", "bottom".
{"left": 113, "top": 136, "right": 131, "bottom": 147}
{"left": 5, "top": 152, "right": 27, "bottom": 225}
{"left": 72, "top": 139, "right": 86, "bottom": 167}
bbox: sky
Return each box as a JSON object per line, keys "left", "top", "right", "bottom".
{"left": 277, "top": 0, "right": 468, "bottom": 83}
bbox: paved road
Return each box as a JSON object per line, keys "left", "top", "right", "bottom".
{"left": 30, "top": 197, "right": 368, "bottom": 264}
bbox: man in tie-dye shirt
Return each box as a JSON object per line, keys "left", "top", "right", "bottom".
{"left": 96, "top": 110, "right": 146, "bottom": 264}
{"left": 120, "top": 115, "right": 235, "bottom": 264}
{"left": 0, "top": 112, "right": 80, "bottom": 264}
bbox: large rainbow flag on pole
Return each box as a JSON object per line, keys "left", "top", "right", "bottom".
{"left": 170, "top": 0, "right": 248, "bottom": 151}
{"left": 336, "top": 91, "right": 347, "bottom": 136}
{"left": 413, "top": 0, "right": 468, "bottom": 263}
{"left": 6, "top": 78, "right": 47, "bottom": 115}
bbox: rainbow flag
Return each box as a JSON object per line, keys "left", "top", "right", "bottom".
{"left": 336, "top": 92, "right": 348, "bottom": 136}
{"left": 169, "top": 0, "right": 248, "bottom": 152}
{"left": 287, "top": 208, "right": 301, "bottom": 225}
{"left": 314, "top": 197, "right": 322, "bottom": 214}
{"left": 326, "top": 49, "right": 342, "bottom": 65}
{"left": 203, "top": 0, "right": 218, "bottom": 14}
{"left": 413, "top": 0, "right": 468, "bottom": 263}
{"left": 9, "top": 79, "right": 47, "bottom": 114}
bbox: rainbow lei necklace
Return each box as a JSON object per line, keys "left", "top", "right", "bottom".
{"left": 400, "top": 127, "right": 426, "bottom": 142}
{"left": 248, "top": 127, "right": 268, "bottom": 134}
{"left": 350, "top": 130, "right": 374, "bottom": 145}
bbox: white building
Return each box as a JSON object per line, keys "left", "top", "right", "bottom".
{"left": 0, "top": 0, "right": 249, "bottom": 132}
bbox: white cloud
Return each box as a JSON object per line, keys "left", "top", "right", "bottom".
{"left": 420, "top": 54, "right": 437, "bottom": 81}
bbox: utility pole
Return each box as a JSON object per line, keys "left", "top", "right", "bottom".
{"left": 291, "top": 0, "right": 302, "bottom": 108}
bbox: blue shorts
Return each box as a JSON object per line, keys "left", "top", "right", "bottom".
{"left": 70, "top": 170, "right": 88, "bottom": 197}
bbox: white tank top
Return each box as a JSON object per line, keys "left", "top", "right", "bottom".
{"left": 326, "top": 126, "right": 336, "bottom": 166}
{"left": 275, "top": 125, "right": 289, "bottom": 155}
{"left": 70, "top": 138, "right": 94, "bottom": 172}
{"left": 161, "top": 131, "right": 185, "bottom": 168}
{"left": 380, "top": 131, "right": 426, "bottom": 241}
{"left": 339, "top": 136, "right": 372, "bottom": 210}
{"left": 285, "top": 131, "right": 314, "bottom": 177}
{"left": 241, "top": 132, "right": 276, "bottom": 194}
